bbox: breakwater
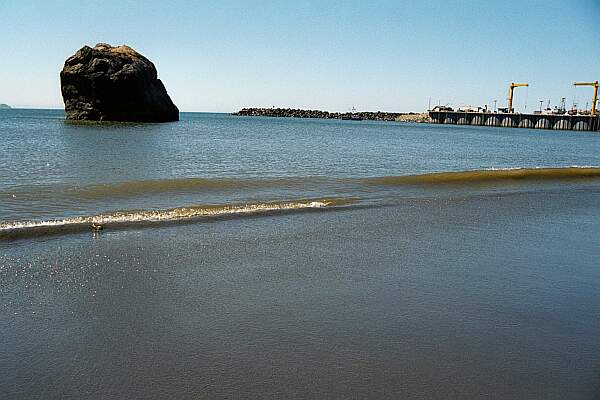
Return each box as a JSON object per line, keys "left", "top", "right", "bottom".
{"left": 429, "top": 111, "right": 600, "bottom": 131}
{"left": 233, "top": 107, "right": 429, "bottom": 122}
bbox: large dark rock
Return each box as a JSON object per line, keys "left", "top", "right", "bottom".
{"left": 60, "top": 43, "right": 179, "bottom": 122}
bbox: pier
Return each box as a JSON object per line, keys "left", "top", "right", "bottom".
{"left": 429, "top": 111, "right": 600, "bottom": 132}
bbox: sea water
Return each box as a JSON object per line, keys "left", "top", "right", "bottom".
{"left": 1, "top": 109, "right": 600, "bottom": 398}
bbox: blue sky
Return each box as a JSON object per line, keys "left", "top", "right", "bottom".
{"left": 1, "top": 0, "right": 599, "bottom": 112}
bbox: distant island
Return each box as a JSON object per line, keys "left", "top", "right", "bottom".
{"left": 0, "top": 104, "right": 11, "bottom": 109}
{"left": 233, "top": 107, "right": 429, "bottom": 123}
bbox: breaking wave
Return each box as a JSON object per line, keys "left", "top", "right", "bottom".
{"left": 0, "top": 197, "right": 356, "bottom": 240}
{"left": 2, "top": 167, "right": 600, "bottom": 240}
{"left": 1, "top": 176, "right": 327, "bottom": 201}
{"left": 361, "top": 167, "right": 600, "bottom": 186}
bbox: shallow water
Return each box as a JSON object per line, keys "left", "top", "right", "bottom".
{"left": 1, "top": 110, "right": 600, "bottom": 398}
{"left": 2, "top": 188, "right": 600, "bottom": 399}
{"left": 2, "top": 109, "right": 600, "bottom": 234}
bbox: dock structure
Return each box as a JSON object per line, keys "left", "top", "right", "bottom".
{"left": 429, "top": 111, "right": 600, "bottom": 132}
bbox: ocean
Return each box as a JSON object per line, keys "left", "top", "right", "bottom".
{"left": 1, "top": 109, "right": 600, "bottom": 398}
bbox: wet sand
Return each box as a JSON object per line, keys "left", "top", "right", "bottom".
{"left": 2, "top": 186, "right": 600, "bottom": 399}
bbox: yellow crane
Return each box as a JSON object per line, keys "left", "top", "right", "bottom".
{"left": 573, "top": 81, "right": 598, "bottom": 116}
{"left": 507, "top": 83, "right": 529, "bottom": 113}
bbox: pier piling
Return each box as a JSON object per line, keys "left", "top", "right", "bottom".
{"left": 428, "top": 111, "right": 599, "bottom": 132}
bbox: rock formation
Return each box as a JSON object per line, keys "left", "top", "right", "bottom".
{"left": 60, "top": 43, "right": 178, "bottom": 122}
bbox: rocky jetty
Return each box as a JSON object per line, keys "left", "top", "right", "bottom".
{"left": 394, "top": 113, "right": 430, "bottom": 123}
{"left": 60, "top": 43, "right": 178, "bottom": 122}
{"left": 233, "top": 108, "right": 429, "bottom": 123}
{"left": 235, "top": 108, "right": 336, "bottom": 119}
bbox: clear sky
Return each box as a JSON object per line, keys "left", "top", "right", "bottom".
{"left": 1, "top": 0, "right": 599, "bottom": 112}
